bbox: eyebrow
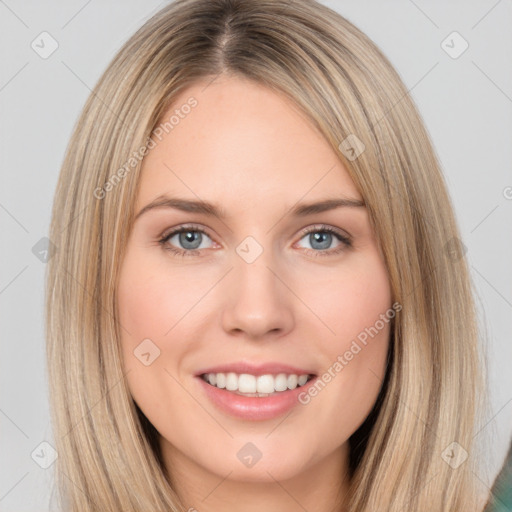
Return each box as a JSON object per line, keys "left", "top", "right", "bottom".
{"left": 134, "top": 195, "right": 365, "bottom": 221}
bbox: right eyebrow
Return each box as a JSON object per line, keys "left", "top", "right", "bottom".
{"left": 134, "top": 195, "right": 366, "bottom": 222}
{"left": 134, "top": 196, "right": 228, "bottom": 221}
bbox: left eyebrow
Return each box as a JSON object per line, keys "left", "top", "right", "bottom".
{"left": 134, "top": 195, "right": 365, "bottom": 222}
{"left": 290, "top": 198, "right": 365, "bottom": 216}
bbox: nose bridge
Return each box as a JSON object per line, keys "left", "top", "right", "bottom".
{"left": 234, "top": 236, "right": 283, "bottom": 306}
{"left": 220, "top": 235, "right": 294, "bottom": 338}
{"left": 237, "top": 244, "right": 277, "bottom": 295}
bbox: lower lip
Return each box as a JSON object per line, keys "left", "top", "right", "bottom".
{"left": 196, "top": 376, "right": 317, "bottom": 421}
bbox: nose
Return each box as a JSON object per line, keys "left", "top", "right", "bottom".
{"left": 221, "top": 248, "right": 295, "bottom": 341}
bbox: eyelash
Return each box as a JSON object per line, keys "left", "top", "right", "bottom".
{"left": 158, "top": 224, "right": 352, "bottom": 258}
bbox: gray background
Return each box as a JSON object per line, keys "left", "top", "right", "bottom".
{"left": 1, "top": 0, "right": 511, "bottom": 510}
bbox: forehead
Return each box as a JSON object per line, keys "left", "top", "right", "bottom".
{"left": 136, "top": 76, "right": 361, "bottom": 212}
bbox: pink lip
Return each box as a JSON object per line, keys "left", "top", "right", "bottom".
{"left": 196, "top": 361, "right": 315, "bottom": 377}
{"left": 195, "top": 373, "right": 318, "bottom": 422}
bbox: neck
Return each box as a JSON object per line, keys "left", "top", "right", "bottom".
{"left": 161, "top": 440, "right": 351, "bottom": 512}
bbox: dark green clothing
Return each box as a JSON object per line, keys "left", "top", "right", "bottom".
{"left": 485, "top": 441, "right": 512, "bottom": 511}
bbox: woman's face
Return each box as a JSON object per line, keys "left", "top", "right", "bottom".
{"left": 118, "top": 76, "right": 392, "bottom": 487}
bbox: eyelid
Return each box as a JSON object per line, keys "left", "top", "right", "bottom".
{"left": 160, "top": 223, "right": 351, "bottom": 242}
{"left": 160, "top": 223, "right": 213, "bottom": 241}
{"left": 295, "top": 224, "right": 352, "bottom": 244}
{"left": 159, "top": 222, "right": 352, "bottom": 257}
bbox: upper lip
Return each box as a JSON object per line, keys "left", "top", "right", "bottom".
{"left": 196, "top": 361, "right": 316, "bottom": 377}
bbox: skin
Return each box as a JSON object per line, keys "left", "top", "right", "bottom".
{"left": 117, "top": 75, "right": 392, "bottom": 512}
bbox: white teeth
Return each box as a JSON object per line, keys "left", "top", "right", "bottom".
{"left": 287, "top": 374, "right": 298, "bottom": 389}
{"left": 256, "top": 374, "right": 274, "bottom": 394}
{"left": 216, "top": 373, "right": 226, "bottom": 389}
{"left": 202, "top": 372, "right": 312, "bottom": 394}
{"left": 225, "top": 372, "right": 238, "bottom": 391}
{"left": 275, "top": 373, "right": 288, "bottom": 392}
{"left": 238, "top": 374, "right": 256, "bottom": 393}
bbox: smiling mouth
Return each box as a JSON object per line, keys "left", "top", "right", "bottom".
{"left": 200, "top": 372, "right": 315, "bottom": 397}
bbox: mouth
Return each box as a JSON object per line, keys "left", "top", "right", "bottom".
{"left": 195, "top": 364, "right": 318, "bottom": 421}
{"left": 199, "top": 372, "right": 315, "bottom": 397}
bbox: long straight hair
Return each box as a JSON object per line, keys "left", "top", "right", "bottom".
{"left": 46, "top": 0, "right": 487, "bottom": 510}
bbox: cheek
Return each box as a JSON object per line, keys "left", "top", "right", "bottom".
{"left": 116, "top": 251, "right": 192, "bottom": 433}
{"left": 313, "top": 250, "right": 392, "bottom": 346}
{"left": 333, "top": 253, "right": 391, "bottom": 375}
{"left": 116, "top": 249, "right": 186, "bottom": 395}
{"left": 117, "top": 250, "right": 204, "bottom": 343}
{"left": 296, "top": 251, "right": 392, "bottom": 431}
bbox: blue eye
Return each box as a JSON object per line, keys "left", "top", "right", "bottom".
{"left": 159, "top": 225, "right": 214, "bottom": 257}
{"left": 159, "top": 224, "right": 352, "bottom": 258}
{"left": 296, "top": 225, "right": 352, "bottom": 257}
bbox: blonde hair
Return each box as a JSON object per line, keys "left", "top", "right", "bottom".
{"left": 46, "top": 0, "right": 487, "bottom": 510}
